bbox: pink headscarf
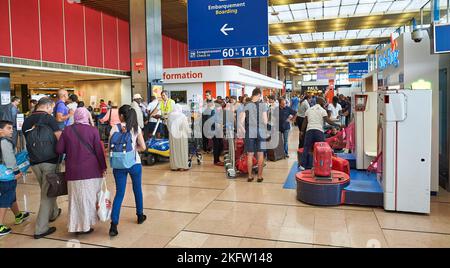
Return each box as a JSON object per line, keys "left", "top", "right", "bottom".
{"left": 74, "top": 107, "right": 91, "bottom": 125}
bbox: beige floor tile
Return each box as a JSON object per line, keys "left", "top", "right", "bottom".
{"left": 118, "top": 184, "right": 222, "bottom": 213}
{"left": 275, "top": 241, "right": 313, "bottom": 248}
{"left": 245, "top": 224, "right": 282, "bottom": 240}
{"left": 383, "top": 230, "right": 450, "bottom": 248}
{"left": 0, "top": 234, "right": 101, "bottom": 248}
{"left": 313, "top": 231, "right": 351, "bottom": 247}
{"left": 278, "top": 226, "right": 314, "bottom": 244}
{"left": 374, "top": 202, "right": 450, "bottom": 234}
{"left": 238, "top": 238, "right": 277, "bottom": 248}
{"left": 216, "top": 181, "right": 300, "bottom": 206}
{"left": 166, "top": 231, "right": 210, "bottom": 248}
{"left": 201, "top": 234, "right": 243, "bottom": 248}
{"left": 129, "top": 234, "right": 174, "bottom": 248}
{"left": 11, "top": 205, "right": 196, "bottom": 248}
{"left": 349, "top": 233, "right": 389, "bottom": 248}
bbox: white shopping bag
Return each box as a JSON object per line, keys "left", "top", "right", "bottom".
{"left": 97, "top": 178, "right": 112, "bottom": 222}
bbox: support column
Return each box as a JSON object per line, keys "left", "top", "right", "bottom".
{"left": 130, "top": 0, "right": 163, "bottom": 102}
{"left": 130, "top": 0, "right": 148, "bottom": 102}
{"left": 146, "top": 0, "right": 163, "bottom": 99}
{"left": 242, "top": 58, "right": 252, "bottom": 70}
{"left": 271, "top": 61, "right": 278, "bottom": 80}
{"left": 279, "top": 66, "right": 285, "bottom": 82}
{"left": 259, "top": 58, "right": 268, "bottom": 76}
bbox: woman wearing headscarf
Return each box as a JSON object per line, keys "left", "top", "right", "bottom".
{"left": 56, "top": 107, "right": 107, "bottom": 235}
{"left": 168, "top": 104, "right": 190, "bottom": 171}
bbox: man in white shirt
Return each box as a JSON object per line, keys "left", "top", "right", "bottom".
{"left": 299, "top": 97, "right": 341, "bottom": 170}
{"left": 146, "top": 96, "right": 162, "bottom": 138}
{"left": 131, "top": 94, "right": 145, "bottom": 130}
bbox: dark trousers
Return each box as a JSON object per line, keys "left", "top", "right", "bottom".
{"left": 300, "top": 129, "right": 325, "bottom": 168}
{"left": 296, "top": 117, "right": 305, "bottom": 148}
{"left": 213, "top": 137, "right": 223, "bottom": 163}
{"left": 203, "top": 137, "right": 211, "bottom": 152}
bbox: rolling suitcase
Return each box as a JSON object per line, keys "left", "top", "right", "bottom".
{"left": 332, "top": 156, "right": 350, "bottom": 175}
{"left": 236, "top": 154, "right": 257, "bottom": 174}
{"left": 235, "top": 139, "right": 245, "bottom": 161}
{"left": 312, "top": 142, "right": 333, "bottom": 177}
{"left": 267, "top": 132, "right": 285, "bottom": 162}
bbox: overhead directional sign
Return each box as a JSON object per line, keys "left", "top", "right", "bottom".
{"left": 433, "top": 23, "right": 450, "bottom": 54}
{"left": 187, "top": 0, "right": 269, "bottom": 61}
{"left": 349, "top": 62, "right": 369, "bottom": 79}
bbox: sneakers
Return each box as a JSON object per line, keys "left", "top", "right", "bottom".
{"left": 298, "top": 165, "right": 306, "bottom": 171}
{"left": 257, "top": 178, "right": 264, "bottom": 183}
{"left": 15, "top": 212, "right": 30, "bottom": 225}
{"left": 0, "top": 225, "right": 12, "bottom": 237}
{"left": 137, "top": 214, "right": 147, "bottom": 224}
{"left": 109, "top": 223, "right": 118, "bottom": 237}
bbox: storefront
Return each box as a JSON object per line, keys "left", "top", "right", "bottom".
{"left": 162, "top": 65, "right": 283, "bottom": 105}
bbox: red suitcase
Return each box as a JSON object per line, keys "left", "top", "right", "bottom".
{"left": 236, "top": 154, "right": 257, "bottom": 174}
{"left": 313, "top": 142, "right": 333, "bottom": 177}
{"left": 235, "top": 139, "right": 245, "bottom": 162}
{"left": 332, "top": 156, "right": 350, "bottom": 175}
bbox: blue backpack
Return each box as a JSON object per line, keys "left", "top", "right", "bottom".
{"left": 109, "top": 124, "right": 136, "bottom": 169}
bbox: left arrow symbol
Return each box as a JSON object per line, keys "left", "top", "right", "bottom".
{"left": 221, "top": 24, "right": 234, "bottom": 36}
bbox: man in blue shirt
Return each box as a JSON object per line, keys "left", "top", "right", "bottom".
{"left": 290, "top": 94, "right": 300, "bottom": 115}
{"left": 54, "top": 89, "right": 73, "bottom": 130}
{"left": 278, "top": 98, "right": 297, "bottom": 158}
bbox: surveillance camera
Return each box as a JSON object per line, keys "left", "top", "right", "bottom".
{"left": 412, "top": 29, "right": 424, "bottom": 43}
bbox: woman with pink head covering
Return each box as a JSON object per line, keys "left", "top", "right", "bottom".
{"left": 56, "top": 107, "right": 107, "bottom": 235}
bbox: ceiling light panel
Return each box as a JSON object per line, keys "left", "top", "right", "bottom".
{"left": 271, "top": 27, "right": 397, "bottom": 44}
{"left": 280, "top": 44, "right": 378, "bottom": 55}
{"left": 269, "top": 0, "right": 431, "bottom": 24}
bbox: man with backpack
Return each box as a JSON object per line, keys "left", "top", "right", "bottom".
{"left": 22, "top": 97, "right": 62, "bottom": 239}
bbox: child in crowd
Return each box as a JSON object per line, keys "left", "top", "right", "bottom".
{"left": 0, "top": 120, "right": 30, "bottom": 236}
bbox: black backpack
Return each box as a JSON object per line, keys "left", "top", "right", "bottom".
{"left": 25, "top": 121, "right": 58, "bottom": 164}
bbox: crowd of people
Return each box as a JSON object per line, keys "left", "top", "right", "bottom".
{"left": 0, "top": 87, "right": 352, "bottom": 238}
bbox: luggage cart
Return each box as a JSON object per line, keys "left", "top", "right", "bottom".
{"left": 187, "top": 111, "right": 203, "bottom": 168}
{"left": 223, "top": 126, "right": 237, "bottom": 178}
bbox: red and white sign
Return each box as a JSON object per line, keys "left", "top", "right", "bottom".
{"left": 133, "top": 59, "right": 145, "bottom": 71}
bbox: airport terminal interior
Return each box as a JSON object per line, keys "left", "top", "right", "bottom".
{"left": 0, "top": 0, "right": 450, "bottom": 248}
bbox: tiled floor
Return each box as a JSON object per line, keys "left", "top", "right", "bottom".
{"left": 2, "top": 129, "right": 450, "bottom": 248}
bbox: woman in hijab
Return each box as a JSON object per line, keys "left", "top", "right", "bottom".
{"left": 56, "top": 108, "right": 107, "bottom": 235}
{"left": 168, "top": 104, "right": 190, "bottom": 171}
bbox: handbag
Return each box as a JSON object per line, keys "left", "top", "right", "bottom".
{"left": 46, "top": 172, "right": 67, "bottom": 198}
{"left": 97, "top": 178, "right": 111, "bottom": 222}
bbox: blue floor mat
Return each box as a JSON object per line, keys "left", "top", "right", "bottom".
{"left": 283, "top": 162, "right": 299, "bottom": 189}
{"left": 344, "top": 170, "right": 383, "bottom": 193}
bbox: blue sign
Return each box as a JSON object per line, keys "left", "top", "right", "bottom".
{"left": 187, "top": 0, "right": 269, "bottom": 61}
{"left": 348, "top": 62, "right": 369, "bottom": 79}
{"left": 434, "top": 23, "right": 450, "bottom": 54}
{"left": 378, "top": 48, "right": 399, "bottom": 71}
